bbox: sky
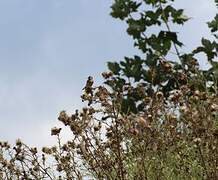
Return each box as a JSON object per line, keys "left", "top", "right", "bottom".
{"left": 0, "top": 0, "right": 217, "bottom": 147}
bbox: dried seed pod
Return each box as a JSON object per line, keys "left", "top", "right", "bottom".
{"left": 129, "top": 128, "right": 139, "bottom": 136}
{"left": 156, "top": 91, "right": 164, "bottom": 99}
{"left": 51, "top": 127, "right": 62, "bottom": 136}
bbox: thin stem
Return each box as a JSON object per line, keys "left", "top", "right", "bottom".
{"left": 112, "top": 101, "right": 125, "bottom": 180}
{"left": 159, "top": 2, "right": 182, "bottom": 63}
{"left": 197, "top": 144, "right": 210, "bottom": 179}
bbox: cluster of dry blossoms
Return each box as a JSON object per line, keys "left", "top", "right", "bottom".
{"left": 0, "top": 59, "right": 218, "bottom": 179}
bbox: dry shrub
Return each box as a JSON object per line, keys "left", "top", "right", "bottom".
{"left": 1, "top": 0, "right": 218, "bottom": 179}
{"left": 0, "top": 69, "right": 218, "bottom": 179}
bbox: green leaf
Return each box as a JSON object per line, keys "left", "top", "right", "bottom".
{"left": 193, "top": 38, "right": 218, "bottom": 61}
{"left": 107, "top": 62, "right": 121, "bottom": 75}
{"left": 162, "top": 78, "right": 177, "bottom": 96}
{"left": 145, "top": 53, "right": 158, "bottom": 67}
{"left": 210, "top": 61, "right": 218, "bottom": 78}
{"left": 202, "top": 38, "right": 213, "bottom": 48}
{"left": 127, "top": 18, "right": 146, "bottom": 39}
{"left": 159, "top": 31, "right": 183, "bottom": 47}
{"left": 145, "top": 9, "right": 162, "bottom": 26}
{"left": 193, "top": 46, "right": 205, "bottom": 54}
{"left": 177, "top": 14, "right": 189, "bottom": 23}
{"left": 110, "top": 0, "right": 141, "bottom": 20}
{"left": 167, "top": 31, "right": 183, "bottom": 46}
{"left": 163, "top": 6, "right": 189, "bottom": 25}
{"left": 121, "top": 98, "right": 137, "bottom": 114}
{"left": 207, "top": 14, "right": 218, "bottom": 32}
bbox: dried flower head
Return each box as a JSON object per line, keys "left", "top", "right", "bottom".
{"left": 51, "top": 127, "right": 62, "bottom": 136}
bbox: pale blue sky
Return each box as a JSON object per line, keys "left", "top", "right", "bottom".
{"left": 0, "top": 0, "right": 216, "bottom": 146}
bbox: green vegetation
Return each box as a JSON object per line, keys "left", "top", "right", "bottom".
{"left": 0, "top": 0, "right": 218, "bottom": 179}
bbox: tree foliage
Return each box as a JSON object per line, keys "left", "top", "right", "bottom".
{"left": 0, "top": 0, "right": 218, "bottom": 179}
